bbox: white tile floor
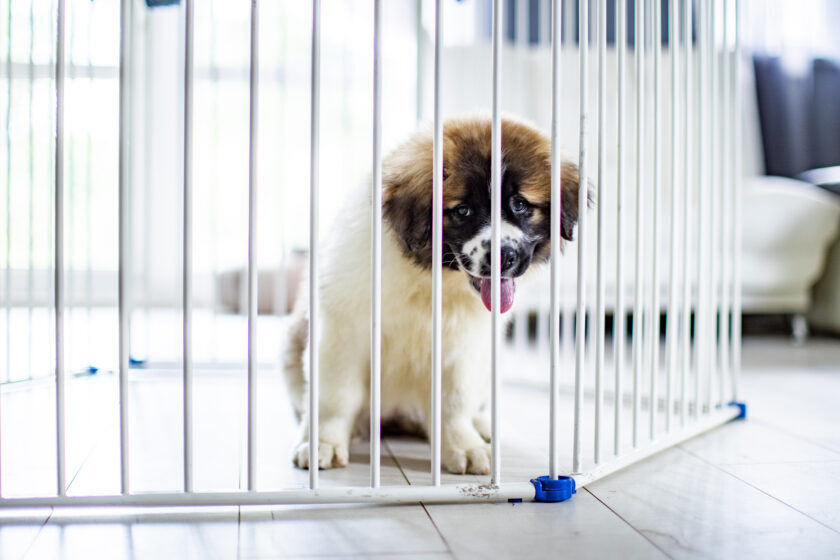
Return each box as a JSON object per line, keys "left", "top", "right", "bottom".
{"left": 1, "top": 336, "right": 840, "bottom": 559}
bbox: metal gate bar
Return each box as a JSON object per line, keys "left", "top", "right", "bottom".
{"left": 54, "top": 0, "right": 68, "bottom": 499}
{"left": 118, "top": 0, "right": 131, "bottom": 496}
{"left": 309, "top": 0, "right": 321, "bottom": 490}
{"left": 430, "top": 0, "right": 444, "bottom": 487}
{"left": 0, "top": 0, "right": 745, "bottom": 509}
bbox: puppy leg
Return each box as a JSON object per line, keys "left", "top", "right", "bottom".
{"left": 293, "top": 383, "right": 365, "bottom": 469}
{"left": 292, "top": 335, "right": 367, "bottom": 470}
{"left": 437, "top": 368, "right": 491, "bottom": 475}
{"left": 473, "top": 411, "right": 491, "bottom": 443}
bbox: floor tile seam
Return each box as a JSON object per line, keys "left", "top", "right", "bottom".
{"left": 748, "top": 418, "right": 840, "bottom": 456}
{"left": 383, "top": 440, "right": 412, "bottom": 486}
{"left": 64, "top": 421, "right": 119, "bottom": 495}
{"left": 240, "top": 552, "right": 453, "bottom": 559}
{"left": 384, "top": 440, "right": 455, "bottom": 557}
{"left": 237, "top": 505, "right": 243, "bottom": 560}
{"left": 19, "top": 506, "right": 53, "bottom": 560}
{"left": 679, "top": 446, "right": 840, "bottom": 536}
{"left": 712, "top": 459, "right": 840, "bottom": 467}
{"left": 582, "top": 488, "right": 675, "bottom": 560}
{"left": 418, "top": 504, "right": 454, "bottom": 558}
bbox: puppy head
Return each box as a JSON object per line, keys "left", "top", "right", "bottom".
{"left": 382, "top": 116, "right": 581, "bottom": 312}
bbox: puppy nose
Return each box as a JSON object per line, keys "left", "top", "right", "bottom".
{"left": 501, "top": 246, "right": 519, "bottom": 275}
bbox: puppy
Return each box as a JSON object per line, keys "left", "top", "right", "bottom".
{"left": 283, "top": 116, "right": 581, "bottom": 474}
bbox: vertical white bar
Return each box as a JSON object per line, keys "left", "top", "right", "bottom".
{"left": 431, "top": 0, "right": 444, "bottom": 488}
{"left": 719, "top": 0, "right": 730, "bottom": 407}
{"left": 549, "top": 0, "right": 563, "bottom": 480}
{"left": 517, "top": 0, "right": 529, "bottom": 47}
{"left": 649, "top": 0, "right": 662, "bottom": 440}
{"left": 183, "top": 0, "right": 194, "bottom": 493}
{"left": 55, "top": 0, "right": 67, "bottom": 498}
{"left": 564, "top": 0, "right": 575, "bottom": 47}
{"left": 4, "top": 0, "right": 10, "bottom": 388}
{"left": 27, "top": 0, "right": 35, "bottom": 383}
{"left": 371, "top": 0, "right": 383, "bottom": 490}
{"left": 614, "top": 0, "right": 627, "bottom": 457}
{"left": 707, "top": 0, "right": 719, "bottom": 412}
{"left": 681, "top": 0, "right": 692, "bottom": 425}
{"left": 562, "top": 280, "right": 574, "bottom": 373}
{"left": 731, "top": 0, "right": 741, "bottom": 400}
{"left": 572, "top": 0, "right": 589, "bottom": 474}
{"left": 118, "top": 0, "right": 130, "bottom": 495}
{"left": 665, "top": 0, "right": 680, "bottom": 434}
{"left": 142, "top": 14, "right": 153, "bottom": 366}
{"left": 593, "top": 0, "right": 606, "bottom": 465}
{"left": 695, "top": 0, "right": 708, "bottom": 419}
{"left": 631, "top": 0, "right": 646, "bottom": 448}
{"left": 2, "top": 0, "right": 10, "bottom": 495}
{"left": 247, "top": 0, "right": 259, "bottom": 492}
{"left": 415, "top": 0, "right": 424, "bottom": 124}
{"left": 309, "top": 0, "right": 321, "bottom": 490}
{"left": 490, "top": 0, "right": 503, "bottom": 485}
{"left": 85, "top": 2, "right": 96, "bottom": 383}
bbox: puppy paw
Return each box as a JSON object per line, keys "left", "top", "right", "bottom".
{"left": 443, "top": 443, "right": 491, "bottom": 475}
{"left": 293, "top": 440, "right": 350, "bottom": 470}
{"left": 473, "top": 415, "right": 491, "bottom": 442}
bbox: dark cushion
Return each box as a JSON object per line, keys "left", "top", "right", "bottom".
{"left": 753, "top": 56, "right": 814, "bottom": 178}
{"left": 812, "top": 59, "right": 840, "bottom": 171}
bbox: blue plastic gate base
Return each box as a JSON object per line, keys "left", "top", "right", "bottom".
{"left": 129, "top": 356, "right": 147, "bottom": 367}
{"left": 530, "top": 475, "right": 576, "bottom": 502}
{"left": 145, "top": 0, "right": 180, "bottom": 7}
{"left": 729, "top": 401, "right": 747, "bottom": 420}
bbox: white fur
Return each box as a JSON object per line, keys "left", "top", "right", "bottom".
{"left": 283, "top": 187, "right": 529, "bottom": 474}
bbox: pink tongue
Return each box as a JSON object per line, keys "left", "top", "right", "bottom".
{"left": 480, "top": 278, "right": 515, "bottom": 313}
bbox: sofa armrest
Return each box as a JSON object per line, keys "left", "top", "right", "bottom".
{"left": 741, "top": 175, "right": 840, "bottom": 312}
{"left": 798, "top": 166, "right": 840, "bottom": 196}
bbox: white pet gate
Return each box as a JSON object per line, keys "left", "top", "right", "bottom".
{"left": 0, "top": 0, "right": 745, "bottom": 508}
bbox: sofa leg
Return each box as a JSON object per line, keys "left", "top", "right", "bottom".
{"left": 791, "top": 314, "right": 810, "bottom": 345}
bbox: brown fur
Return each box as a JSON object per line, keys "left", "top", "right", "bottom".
{"left": 382, "top": 116, "right": 582, "bottom": 268}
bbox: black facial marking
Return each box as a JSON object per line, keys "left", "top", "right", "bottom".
{"left": 383, "top": 120, "right": 582, "bottom": 276}
{"left": 440, "top": 144, "right": 548, "bottom": 280}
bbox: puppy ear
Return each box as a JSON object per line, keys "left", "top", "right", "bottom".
{"left": 559, "top": 160, "right": 586, "bottom": 241}
{"left": 381, "top": 141, "right": 434, "bottom": 257}
{"left": 383, "top": 191, "right": 431, "bottom": 253}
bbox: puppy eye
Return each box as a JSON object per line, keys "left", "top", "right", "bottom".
{"left": 454, "top": 204, "right": 472, "bottom": 218}
{"left": 510, "top": 196, "right": 528, "bottom": 215}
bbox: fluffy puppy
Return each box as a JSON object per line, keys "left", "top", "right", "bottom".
{"left": 283, "top": 116, "right": 581, "bottom": 474}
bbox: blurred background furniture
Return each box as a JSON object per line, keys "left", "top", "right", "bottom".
{"left": 751, "top": 54, "right": 840, "bottom": 333}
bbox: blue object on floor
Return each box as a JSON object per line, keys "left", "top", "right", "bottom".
{"left": 86, "top": 366, "right": 99, "bottom": 374}
{"left": 729, "top": 401, "right": 747, "bottom": 420}
{"left": 129, "top": 356, "right": 147, "bottom": 367}
{"left": 146, "top": 0, "right": 180, "bottom": 7}
{"left": 530, "top": 475, "right": 576, "bottom": 502}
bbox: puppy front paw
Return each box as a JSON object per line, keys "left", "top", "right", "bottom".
{"left": 293, "top": 440, "right": 350, "bottom": 470}
{"left": 442, "top": 443, "right": 491, "bottom": 475}
{"left": 473, "top": 414, "right": 491, "bottom": 442}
